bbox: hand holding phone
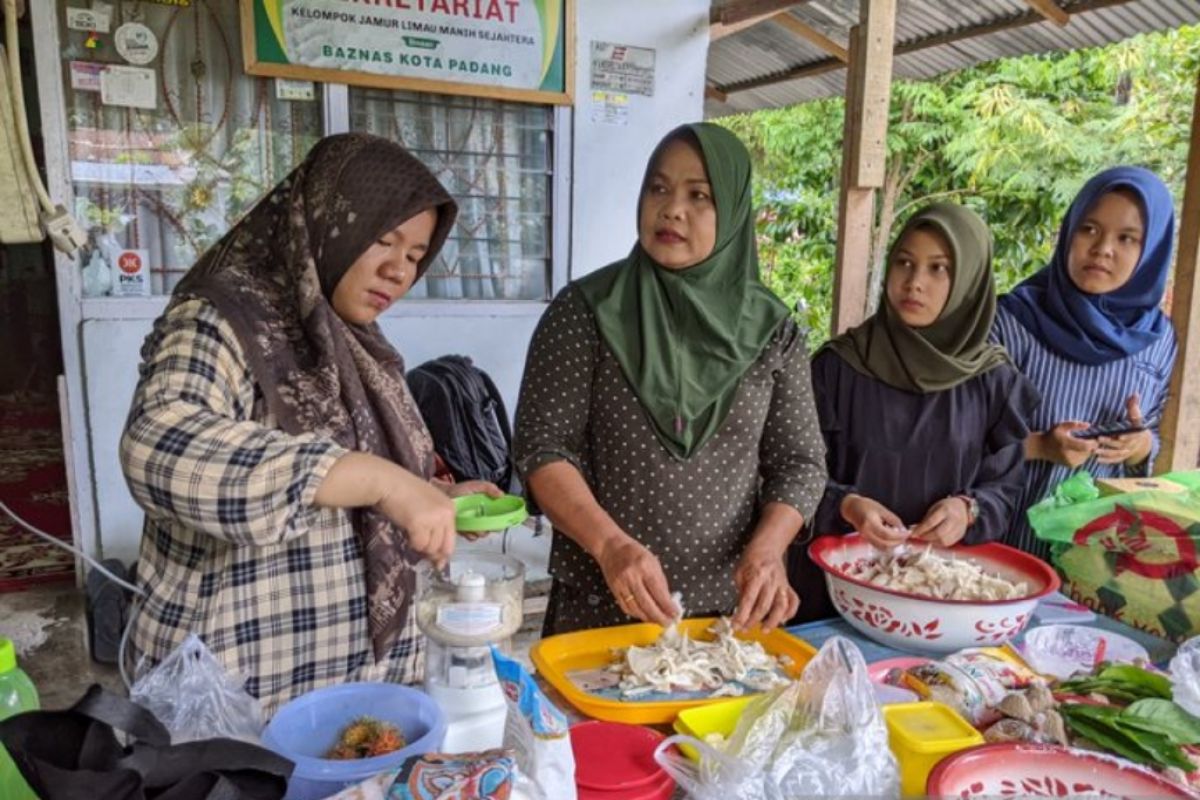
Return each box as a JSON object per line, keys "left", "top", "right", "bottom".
{"left": 1071, "top": 421, "right": 1148, "bottom": 440}
{"left": 1092, "top": 395, "right": 1154, "bottom": 467}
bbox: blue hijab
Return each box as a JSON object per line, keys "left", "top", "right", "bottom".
{"left": 999, "top": 166, "right": 1174, "bottom": 365}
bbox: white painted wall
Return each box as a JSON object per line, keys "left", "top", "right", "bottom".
{"left": 570, "top": 0, "right": 711, "bottom": 278}
{"left": 61, "top": 2, "right": 711, "bottom": 564}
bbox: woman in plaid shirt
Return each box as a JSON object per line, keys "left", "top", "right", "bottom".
{"left": 120, "top": 134, "right": 498, "bottom": 713}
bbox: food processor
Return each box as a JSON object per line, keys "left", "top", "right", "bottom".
{"left": 416, "top": 552, "right": 525, "bottom": 753}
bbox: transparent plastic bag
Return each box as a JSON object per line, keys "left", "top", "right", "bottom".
{"left": 654, "top": 636, "right": 899, "bottom": 799}
{"left": 1022, "top": 624, "right": 1148, "bottom": 681}
{"left": 1170, "top": 636, "right": 1200, "bottom": 717}
{"left": 130, "top": 633, "right": 264, "bottom": 743}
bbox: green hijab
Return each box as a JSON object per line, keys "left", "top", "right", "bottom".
{"left": 822, "top": 203, "right": 1009, "bottom": 393}
{"left": 574, "top": 123, "right": 789, "bottom": 460}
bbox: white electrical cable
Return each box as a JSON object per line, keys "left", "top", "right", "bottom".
{"left": 117, "top": 593, "right": 142, "bottom": 690}
{"left": 0, "top": 497, "right": 146, "bottom": 689}
{"left": 2, "top": 0, "right": 54, "bottom": 214}
{"left": 0, "top": 498, "right": 144, "bottom": 597}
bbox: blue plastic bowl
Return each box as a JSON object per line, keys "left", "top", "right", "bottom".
{"left": 261, "top": 682, "right": 446, "bottom": 800}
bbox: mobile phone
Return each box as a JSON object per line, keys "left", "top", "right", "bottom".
{"left": 1071, "top": 421, "right": 1148, "bottom": 440}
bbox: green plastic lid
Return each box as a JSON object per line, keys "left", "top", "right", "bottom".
{"left": 0, "top": 638, "right": 16, "bottom": 673}
{"left": 453, "top": 493, "right": 529, "bottom": 533}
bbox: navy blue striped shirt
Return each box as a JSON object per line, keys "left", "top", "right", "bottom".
{"left": 990, "top": 305, "right": 1177, "bottom": 559}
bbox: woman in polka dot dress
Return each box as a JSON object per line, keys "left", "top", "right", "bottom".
{"left": 514, "top": 123, "right": 828, "bottom": 635}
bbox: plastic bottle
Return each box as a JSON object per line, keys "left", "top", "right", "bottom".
{"left": 0, "top": 637, "right": 39, "bottom": 800}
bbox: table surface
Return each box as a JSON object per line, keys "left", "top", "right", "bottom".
{"left": 549, "top": 606, "right": 1180, "bottom": 797}
{"left": 543, "top": 605, "right": 1180, "bottom": 729}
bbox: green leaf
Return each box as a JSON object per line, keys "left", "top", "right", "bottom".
{"left": 1062, "top": 705, "right": 1168, "bottom": 768}
{"left": 1061, "top": 704, "right": 1197, "bottom": 771}
{"left": 1057, "top": 678, "right": 1150, "bottom": 702}
{"left": 1123, "top": 699, "right": 1200, "bottom": 745}
{"left": 1097, "top": 665, "right": 1174, "bottom": 699}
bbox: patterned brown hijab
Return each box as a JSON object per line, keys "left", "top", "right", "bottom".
{"left": 173, "top": 133, "right": 457, "bottom": 661}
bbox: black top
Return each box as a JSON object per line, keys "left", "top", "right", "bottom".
{"left": 788, "top": 349, "right": 1039, "bottom": 622}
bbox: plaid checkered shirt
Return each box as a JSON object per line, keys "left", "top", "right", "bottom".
{"left": 121, "top": 299, "right": 424, "bottom": 714}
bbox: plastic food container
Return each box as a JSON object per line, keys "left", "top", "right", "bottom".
{"left": 671, "top": 695, "right": 754, "bottom": 760}
{"left": 884, "top": 701, "right": 984, "bottom": 797}
{"left": 530, "top": 618, "right": 815, "bottom": 724}
{"left": 453, "top": 493, "right": 528, "bottom": 532}
{"left": 900, "top": 646, "right": 1038, "bottom": 726}
{"left": 261, "top": 682, "right": 446, "bottom": 800}
{"left": 570, "top": 720, "right": 675, "bottom": 800}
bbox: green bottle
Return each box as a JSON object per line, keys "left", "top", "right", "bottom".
{"left": 0, "top": 638, "right": 38, "bottom": 800}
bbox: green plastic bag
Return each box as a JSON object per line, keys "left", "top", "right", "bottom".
{"left": 1027, "top": 470, "right": 1200, "bottom": 642}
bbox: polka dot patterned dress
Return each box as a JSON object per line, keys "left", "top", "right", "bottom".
{"left": 513, "top": 287, "right": 827, "bottom": 635}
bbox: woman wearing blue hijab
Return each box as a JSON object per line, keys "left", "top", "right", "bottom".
{"left": 992, "top": 166, "right": 1178, "bottom": 559}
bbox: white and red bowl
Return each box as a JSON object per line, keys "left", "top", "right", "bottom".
{"left": 926, "top": 743, "right": 1195, "bottom": 798}
{"left": 808, "top": 534, "right": 1060, "bottom": 655}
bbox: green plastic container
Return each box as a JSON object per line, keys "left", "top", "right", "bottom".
{"left": 453, "top": 493, "right": 529, "bottom": 533}
{"left": 0, "top": 637, "right": 38, "bottom": 800}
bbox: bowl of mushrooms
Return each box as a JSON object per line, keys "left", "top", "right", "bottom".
{"left": 808, "top": 534, "right": 1060, "bottom": 655}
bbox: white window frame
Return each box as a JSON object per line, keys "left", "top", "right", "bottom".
{"left": 35, "top": 15, "right": 570, "bottom": 322}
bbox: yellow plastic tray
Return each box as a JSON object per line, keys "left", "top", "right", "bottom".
{"left": 530, "top": 618, "right": 816, "bottom": 725}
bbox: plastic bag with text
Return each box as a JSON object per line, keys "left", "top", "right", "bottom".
{"left": 653, "top": 636, "right": 898, "bottom": 799}
{"left": 492, "top": 646, "right": 576, "bottom": 800}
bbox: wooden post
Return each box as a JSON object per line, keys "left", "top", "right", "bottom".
{"left": 1158, "top": 72, "right": 1200, "bottom": 473}
{"left": 847, "top": 0, "right": 896, "bottom": 188}
{"left": 832, "top": 0, "right": 896, "bottom": 334}
{"left": 833, "top": 27, "right": 873, "bottom": 335}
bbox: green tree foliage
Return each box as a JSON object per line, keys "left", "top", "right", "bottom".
{"left": 722, "top": 25, "right": 1200, "bottom": 348}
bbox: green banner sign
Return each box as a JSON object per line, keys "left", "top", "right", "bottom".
{"left": 241, "top": 0, "right": 572, "bottom": 104}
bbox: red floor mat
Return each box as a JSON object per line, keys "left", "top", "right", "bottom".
{"left": 0, "top": 395, "right": 74, "bottom": 591}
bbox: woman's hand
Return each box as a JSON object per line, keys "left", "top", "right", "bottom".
{"left": 436, "top": 479, "right": 505, "bottom": 500}
{"left": 1031, "top": 422, "right": 1097, "bottom": 467}
{"left": 375, "top": 466, "right": 457, "bottom": 566}
{"left": 732, "top": 545, "right": 798, "bottom": 632}
{"left": 841, "top": 494, "right": 907, "bottom": 549}
{"left": 911, "top": 498, "right": 969, "bottom": 547}
{"left": 433, "top": 480, "right": 507, "bottom": 540}
{"left": 1096, "top": 429, "right": 1153, "bottom": 466}
{"left": 1096, "top": 394, "right": 1153, "bottom": 466}
{"left": 595, "top": 535, "right": 678, "bottom": 626}
{"left": 316, "top": 453, "right": 456, "bottom": 563}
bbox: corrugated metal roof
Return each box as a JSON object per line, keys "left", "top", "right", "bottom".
{"left": 706, "top": 0, "right": 1200, "bottom": 116}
